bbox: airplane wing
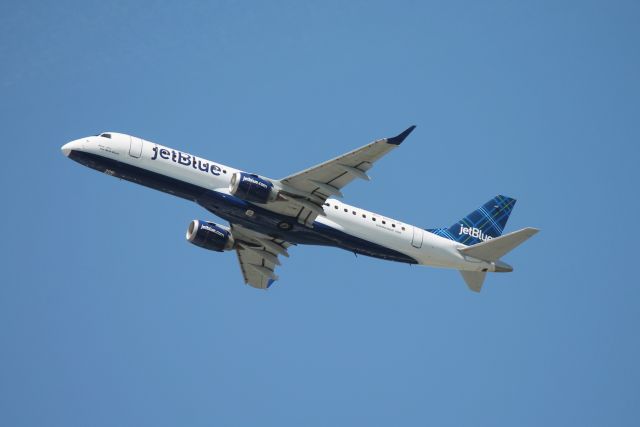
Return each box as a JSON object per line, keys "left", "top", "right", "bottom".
{"left": 230, "top": 224, "right": 294, "bottom": 289}
{"left": 274, "top": 125, "right": 416, "bottom": 227}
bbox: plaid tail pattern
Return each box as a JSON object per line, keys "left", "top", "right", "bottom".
{"left": 427, "top": 195, "right": 516, "bottom": 246}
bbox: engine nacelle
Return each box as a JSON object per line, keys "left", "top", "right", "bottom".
{"left": 186, "top": 220, "right": 235, "bottom": 252}
{"left": 229, "top": 172, "right": 278, "bottom": 204}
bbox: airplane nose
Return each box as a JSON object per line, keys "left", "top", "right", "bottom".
{"left": 61, "top": 142, "right": 72, "bottom": 157}
{"left": 61, "top": 139, "right": 83, "bottom": 157}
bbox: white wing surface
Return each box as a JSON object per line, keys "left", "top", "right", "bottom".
{"left": 231, "top": 224, "right": 294, "bottom": 289}
{"left": 272, "top": 126, "right": 416, "bottom": 227}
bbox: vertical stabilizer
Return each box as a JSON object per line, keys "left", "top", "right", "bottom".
{"left": 428, "top": 195, "right": 516, "bottom": 245}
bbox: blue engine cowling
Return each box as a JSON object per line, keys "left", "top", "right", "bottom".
{"left": 186, "top": 220, "right": 235, "bottom": 252}
{"left": 229, "top": 172, "right": 277, "bottom": 204}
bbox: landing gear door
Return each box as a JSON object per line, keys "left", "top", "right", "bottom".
{"left": 129, "top": 136, "right": 143, "bottom": 158}
{"left": 411, "top": 227, "right": 423, "bottom": 248}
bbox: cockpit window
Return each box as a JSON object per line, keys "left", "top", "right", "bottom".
{"left": 100, "top": 133, "right": 112, "bottom": 139}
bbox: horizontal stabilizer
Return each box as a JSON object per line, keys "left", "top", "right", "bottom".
{"left": 459, "top": 227, "right": 539, "bottom": 262}
{"left": 460, "top": 271, "right": 487, "bottom": 292}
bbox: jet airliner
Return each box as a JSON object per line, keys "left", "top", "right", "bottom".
{"left": 61, "top": 126, "right": 538, "bottom": 291}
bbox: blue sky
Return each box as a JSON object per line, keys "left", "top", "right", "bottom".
{"left": 1, "top": 1, "right": 639, "bottom": 426}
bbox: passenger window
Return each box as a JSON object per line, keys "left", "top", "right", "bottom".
{"left": 344, "top": 208, "right": 348, "bottom": 212}
{"left": 334, "top": 205, "right": 338, "bottom": 209}
{"left": 352, "top": 211, "right": 356, "bottom": 215}
{"left": 401, "top": 226, "right": 405, "bottom": 231}
{"left": 392, "top": 224, "right": 396, "bottom": 228}
{"left": 362, "top": 214, "right": 366, "bottom": 218}
{"left": 382, "top": 220, "right": 386, "bottom": 224}
{"left": 372, "top": 218, "right": 376, "bottom": 222}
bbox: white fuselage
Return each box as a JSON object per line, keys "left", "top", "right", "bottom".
{"left": 61, "top": 132, "right": 497, "bottom": 273}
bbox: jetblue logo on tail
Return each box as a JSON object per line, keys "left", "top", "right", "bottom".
{"left": 459, "top": 224, "right": 493, "bottom": 242}
{"left": 426, "top": 195, "right": 515, "bottom": 245}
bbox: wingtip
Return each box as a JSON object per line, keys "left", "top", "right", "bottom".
{"left": 386, "top": 125, "right": 416, "bottom": 145}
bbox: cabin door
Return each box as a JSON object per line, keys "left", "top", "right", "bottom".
{"left": 129, "top": 136, "right": 143, "bottom": 158}
{"left": 411, "top": 227, "right": 423, "bottom": 248}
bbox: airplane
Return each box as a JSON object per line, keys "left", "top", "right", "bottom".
{"left": 61, "top": 126, "right": 538, "bottom": 292}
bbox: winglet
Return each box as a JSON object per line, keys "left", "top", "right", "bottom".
{"left": 386, "top": 125, "right": 416, "bottom": 145}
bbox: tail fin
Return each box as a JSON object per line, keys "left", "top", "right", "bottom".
{"left": 428, "top": 195, "right": 516, "bottom": 245}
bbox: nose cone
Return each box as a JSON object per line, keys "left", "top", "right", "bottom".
{"left": 61, "top": 142, "right": 72, "bottom": 157}
{"left": 61, "top": 139, "right": 83, "bottom": 157}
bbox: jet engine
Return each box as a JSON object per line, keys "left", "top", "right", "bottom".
{"left": 229, "top": 172, "right": 278, "bottom": 204}
{"left": 186, "top": 220, "right": 235, "bottom": 252}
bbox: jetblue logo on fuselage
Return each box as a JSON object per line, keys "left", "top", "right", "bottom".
{"left": 459, "top": 224, "right": 493, "bottom": 242}
{"left": 151, "top": 146, "right": 222, "bottom": 176}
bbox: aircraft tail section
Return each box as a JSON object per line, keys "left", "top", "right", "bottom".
{"left": 428, "top": 195, "right": 516, "bottom": 245}
{"left": 458, "top": 227, "right": 539, "bottom": 262}
{"left": 458, "top": 227, "right": 539, "bottom": 292}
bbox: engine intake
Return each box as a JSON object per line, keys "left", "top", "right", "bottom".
{"left": 186, "top": 220, "right": 234, "bottom": 252}
{"left": 229, "top": 172, "right": 277, "bottom": 204}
